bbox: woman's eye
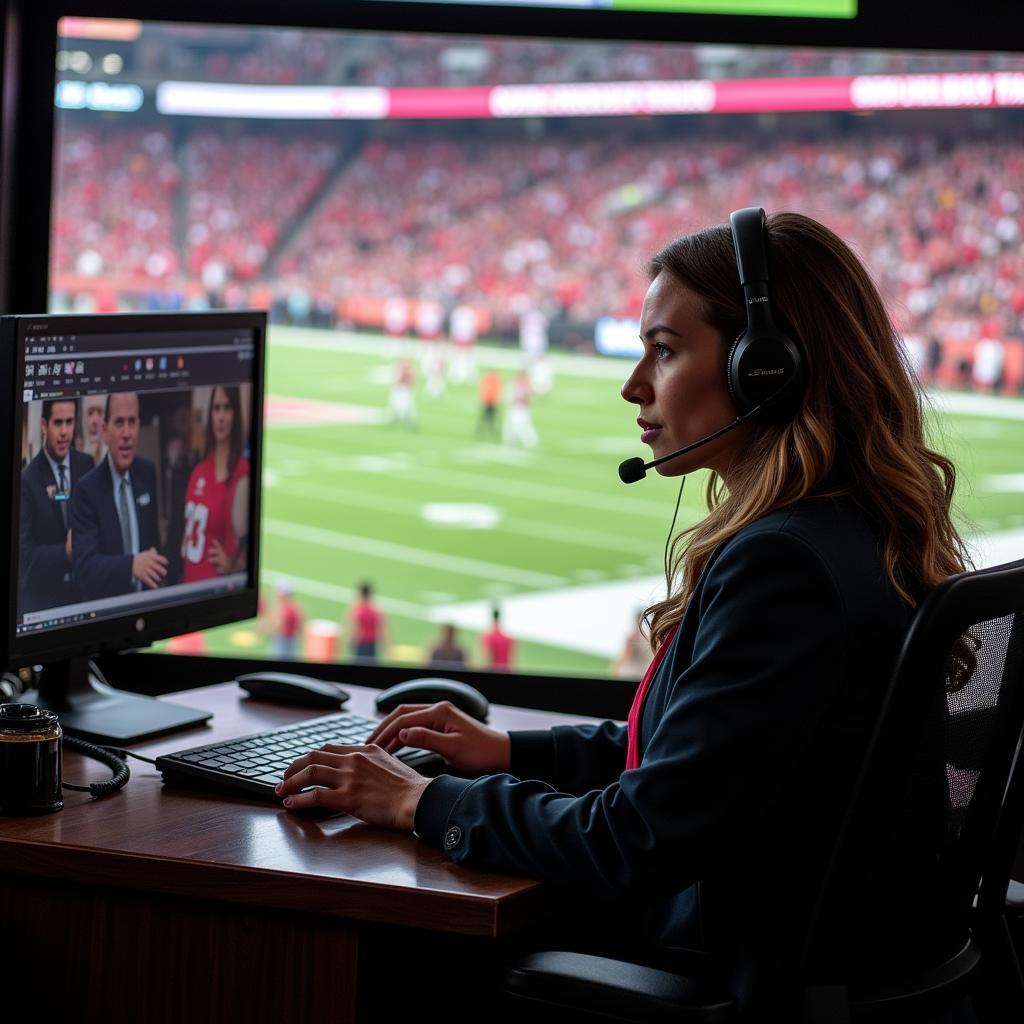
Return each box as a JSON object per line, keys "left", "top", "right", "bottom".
{"left": 653, "top": 342, "right": 672, "bottom": 359}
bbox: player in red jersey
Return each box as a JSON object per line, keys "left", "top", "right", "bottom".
{"left": 181, "top": 385, "right": 250, "bottom": 583}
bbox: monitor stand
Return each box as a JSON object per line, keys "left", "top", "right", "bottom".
{"left": 21, "top": 655, "right": 212, "bottom": 744}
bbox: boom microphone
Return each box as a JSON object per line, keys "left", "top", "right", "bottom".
{"left": 618, "top": 403, "right": 763, "bottom": 484}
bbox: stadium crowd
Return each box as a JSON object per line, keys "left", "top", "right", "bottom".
{"left": 52, "top": 118, "right": 1024, "bottom": 390}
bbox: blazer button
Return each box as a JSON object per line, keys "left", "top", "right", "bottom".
{"left": 443, "top": 826, "right": 462, "bottom": 852}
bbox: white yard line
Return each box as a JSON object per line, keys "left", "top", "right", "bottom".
{"left": 267, "top": 436, "right": 672, "bottom": 520}
{"left": 265, "top": 478, "right": 657, "bottom": 556}
{"left": 263, "top": 518, "right": 565, "bottom": 588}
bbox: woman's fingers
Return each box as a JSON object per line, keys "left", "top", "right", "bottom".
{"left": 394, "top": 725, "right": 462, "bottom": 758}
{"left": 277, "top": 743, "right": 429, "bottom": 829}
{"left": 365, "top": 704, "right": 431, "bottom": 746}
{"left": 368, "top": 702, "right": 461, "bottom": 752}
{"left": 280, "top": 750, "right": 343, "bottom": 783}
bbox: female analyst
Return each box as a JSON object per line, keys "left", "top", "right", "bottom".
{"left": 181, "top": 385, "right": 250, "bottom": 582}
{"left": 276, "top": 212, "right": 968, "bottom": 1013}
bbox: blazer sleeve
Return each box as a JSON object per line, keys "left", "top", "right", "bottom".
{"left": 415, "top": 530, "right": 849, "bottom": 899}
{"left": 509, "top": 722, "right": 628, "bottom": 794}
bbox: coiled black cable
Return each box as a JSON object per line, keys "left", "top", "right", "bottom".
{"left": 61, "top": 734, "right": 132, "bottom": 797}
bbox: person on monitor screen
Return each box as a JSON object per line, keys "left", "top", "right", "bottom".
{"left": 180, "top": 385, "right": 250, "bottom": 583}
{"left": 78, "top": 393, "right": 107, "bottom": 465}
{"left": 275, "top": 212, "right": 969, "bottom": 1018}
{"left": 71, "top": 391, "right": 166, "bottom": 599}
{"left": 18, "top": 399, "right": 95, "bottom": 615}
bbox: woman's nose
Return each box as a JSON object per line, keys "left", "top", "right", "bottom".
{"left": 621, "top": 364, "right": 647, "bottom": 404}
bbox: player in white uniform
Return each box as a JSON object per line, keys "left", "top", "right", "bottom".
{"left": 448, "top": 304, "right": 479, "bottom": 384}
{"left": 502, "top": 370, "right": 538, "bottom": 449}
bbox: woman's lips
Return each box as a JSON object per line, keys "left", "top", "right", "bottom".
{"left": 638, "top": 418, "right": 661, "bottom": 445}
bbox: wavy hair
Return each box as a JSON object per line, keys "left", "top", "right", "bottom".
{"left": 643, "top": 212, "right": 969, "bottom": 651}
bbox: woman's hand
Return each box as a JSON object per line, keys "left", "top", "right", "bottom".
{"left": 208, "top": 539, "right": 230, "bottom": 574}
{"left": 276, "top": 744, "right": 431, "bottom": 829}
{"left": 366, "top": 701, "right": 511, "bottom": 776}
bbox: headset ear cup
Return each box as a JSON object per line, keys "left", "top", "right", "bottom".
{"left": 728, "top": 331, "right": 804, "bottom": 422}
{"left": 726, "top": 330, "right": 749, "bottom": 414}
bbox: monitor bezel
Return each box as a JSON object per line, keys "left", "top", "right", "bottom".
{"left": 0, "top": 309, "right": 266, "bottom": 669}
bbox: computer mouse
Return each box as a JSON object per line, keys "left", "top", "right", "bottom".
{"left": 237, "top": 672, "right": 350, "bottom": 710}
{"left": 375, "top": 678, "right": 489, "bottom": 722}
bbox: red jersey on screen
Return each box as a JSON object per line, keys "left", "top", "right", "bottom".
{"left": 352, "top": 600, "right": 382, "bottom": 645}
{"left": 181, "top": 454, "right": 249, "bottom": 583}
{"left": 482, "top": 628, "right": 515, "bottom": 670}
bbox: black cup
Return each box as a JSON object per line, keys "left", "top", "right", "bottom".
{"left": 0, "top": 703, "right": 63, "bottom": 815}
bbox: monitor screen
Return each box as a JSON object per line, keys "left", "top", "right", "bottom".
{"left": 47, "top": 19, "right": 1024, "bottom": 680}
{"left": 5, "top": 311, "right": 265, "bottom": 666}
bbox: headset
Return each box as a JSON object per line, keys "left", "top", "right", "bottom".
{"left": 726, "top": 206, "right": 805, "bottom": 422}
{"left": 618, "top": 207, "right": 806, "bottom": 484}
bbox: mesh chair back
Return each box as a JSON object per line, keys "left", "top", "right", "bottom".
{"left": 800, "top": 558, "right": 1024, "bottom": 982}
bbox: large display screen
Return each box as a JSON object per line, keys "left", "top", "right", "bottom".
{"left": 50, "top": 18, "right": 1024, "bottom": 677}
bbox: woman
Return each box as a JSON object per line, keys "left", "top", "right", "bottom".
{"left": 181, "top": 385, "right": 250, "bottom": 582}
{"left": 275, "top": 212, "right": 968, "bottom": 1016}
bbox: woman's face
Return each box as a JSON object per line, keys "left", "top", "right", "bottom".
{"left": 211, "top": 388, "right": 234, "bottom": 444}
{"left": 621, "top": 272, "right": 747, "bottom": 479}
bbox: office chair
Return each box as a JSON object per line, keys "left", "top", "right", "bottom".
{"left": 502, "top": 558, "right": 1024, "bottom": 1023}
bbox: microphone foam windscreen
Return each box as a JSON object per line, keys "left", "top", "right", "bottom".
{"left": 618, "top": 457, "right": 646, "bottom": 484}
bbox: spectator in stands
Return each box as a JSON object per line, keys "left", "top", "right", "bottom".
{"left": 278, "top": 212, "right": 969, "bottom": 1019}
{"left": 347, "top": 581, "right": 388, "bottom": 663}
{"left": 428, "top": 623, "right": 467, "bottom": 669}
{"left": 480, "top": 605, "right": 515, "bottom": 671}
{"left": 264, "top": 578, "right": 304, "bottom": 659}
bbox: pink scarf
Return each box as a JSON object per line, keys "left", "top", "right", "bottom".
{"left": 625, "top": 624, "right": 678, "bottom": 770}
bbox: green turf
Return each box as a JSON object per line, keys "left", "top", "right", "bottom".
{"left": 168, "top": 326, "right": 1024, "bottom": 676}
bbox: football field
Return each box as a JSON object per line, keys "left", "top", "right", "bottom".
{"left": 186, "top": 325, "right": 1024, "bottom": 676}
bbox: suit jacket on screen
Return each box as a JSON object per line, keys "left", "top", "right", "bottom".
{"left": 71, "top": 455, "right": 160, "bottom": 600}
{"left": 414, "top": 496, "right": 944, "bottom": 1019}
{"left": 19, "top": 447, "right": 96, "bottom": 615}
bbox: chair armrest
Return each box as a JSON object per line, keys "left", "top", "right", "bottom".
{"left": 1006, "top": 879, "right": 1024, "bottom": 913}
{"left": 503, "top": 950, "right": 736, "bottom": 1022}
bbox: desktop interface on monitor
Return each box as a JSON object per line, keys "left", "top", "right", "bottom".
{"left": 15, "top": 318, "right": 257, "bottom": 639}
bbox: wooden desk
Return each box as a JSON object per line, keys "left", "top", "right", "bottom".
{"left": 0, "top": 683, "right": 596, "bottom": 1023}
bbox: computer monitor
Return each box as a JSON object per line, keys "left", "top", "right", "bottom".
{"left": 0, "top": 310, "right": 266, "bottom": 742}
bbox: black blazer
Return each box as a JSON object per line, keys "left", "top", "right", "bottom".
{"left": 19, "top": 448, "right": 96, "bottom": 614}
{"left": 71, "top": 455, "right": 161, "bottom": 600}
{"left": 415, "top": 496, "right": 924, "bottom": 1018}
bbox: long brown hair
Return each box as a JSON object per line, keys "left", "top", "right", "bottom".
{"left": 643, "top": 212, "right": 969, "bottom": 651}
{"left": 205, "top": 384, "right": 243, "bottom": 480}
